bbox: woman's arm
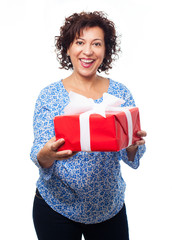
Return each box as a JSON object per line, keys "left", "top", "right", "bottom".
{"left": 114, "top": 82, "right": 146, "bottom": 168}
{"left": 30, "top": 85, "right": 76, "bottom": 180}
{"left": 37, "top": 137, "right": 76, "bottom": 168}
{"left": 126, "top": 130, "right": 147, "bottom": 162}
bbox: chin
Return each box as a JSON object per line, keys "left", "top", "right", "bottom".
{"left": 77, "top": 69, "right": 98, "bottom": 78}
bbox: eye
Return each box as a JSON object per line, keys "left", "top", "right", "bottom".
{"left": 76, "top": 41, "right": 84, "bottom": 46}
{"left": 93, "top": 42, "right": 101, "bottom": 47}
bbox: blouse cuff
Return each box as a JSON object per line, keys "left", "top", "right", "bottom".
{"left": 120, "top": 144, "right": 146, "bottom": 169}
{"left": 30, "top": 148, "right": 54, "bottom": 181}
{"left": 38, "top": 163, "right": 55, "bottom": 181}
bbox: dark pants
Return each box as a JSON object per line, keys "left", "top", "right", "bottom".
{"left": 33, "top": 189, "right": 129, "bottom": 240}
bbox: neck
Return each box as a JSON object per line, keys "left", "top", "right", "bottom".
{"left": 70, "top": 72, "right": 100, "bottom": 91}
{"left": 62, "top": 73, "right": 109, "bottom": 99}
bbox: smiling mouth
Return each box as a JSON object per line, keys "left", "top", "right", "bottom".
{"left": 81, "top": 59, "right": 94, "bottom": 63}
{"left": 80, "top": 59, "right": 95, "bottom": 68}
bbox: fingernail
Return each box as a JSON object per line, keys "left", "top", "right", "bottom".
{"left": 59, "top": 138, "right": 65, "bottom": 142}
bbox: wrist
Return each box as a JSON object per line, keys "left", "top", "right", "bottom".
{"left": 126, "top": 145, "right": 138, "bottom": 162}
{"left": 37, "top": 151, "right": 54, "bottom": 169}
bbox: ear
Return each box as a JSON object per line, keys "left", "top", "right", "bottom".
{"left": 67, "top": 49, "right": 70, "bottom": 56}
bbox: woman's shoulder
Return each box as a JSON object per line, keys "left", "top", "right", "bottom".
{"left": 35, "top": 80, "right": 66, "bottom": 106}
{"left": 39, "top": 80, "right": 62, "bottom": 94}
{"left": 109, "top": 78, "right": 135, "bottom": 106}
{"left": 109, "top": 78, "right": 131, "bottom": 95}
{"left": 37, "top": 80, "right": 64, "bottom": 99}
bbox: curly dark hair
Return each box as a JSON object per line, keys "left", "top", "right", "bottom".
{"left": 55, "top": 11, "right": 121, "bottom": 73}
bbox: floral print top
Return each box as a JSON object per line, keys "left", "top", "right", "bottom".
{"left": 30, "top": 79, "right": 146, "bottom": 224}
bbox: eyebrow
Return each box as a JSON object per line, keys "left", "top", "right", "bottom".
{"left": 76, "top": 37, "right": 103, "bottom": 41}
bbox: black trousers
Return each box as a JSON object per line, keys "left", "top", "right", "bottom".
{"left": 33, "top": 189, "right": 129, "bottom": 240}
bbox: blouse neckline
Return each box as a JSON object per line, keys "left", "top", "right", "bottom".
{"left": 59, "top": 78, "right": 112, "bottom": 103}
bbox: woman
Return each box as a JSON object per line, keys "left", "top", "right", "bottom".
{"left": 31, "top": 11, "right": 146, "bottom": 240}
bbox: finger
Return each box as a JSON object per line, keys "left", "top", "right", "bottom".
{"left": 135, "top": 139, "right": 145, "bottom": 146}
{"left": 55, "top": 149, "right": 73, "bottom": 158}
{"left": 137, "top": 130, "right": 147, "bottom": 137}
{"left": 51, "top": 138, "right": 65, "bottom": 151}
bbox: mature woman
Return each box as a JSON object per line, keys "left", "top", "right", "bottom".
{"left": 31, "top": 11, "right": 146, "bottom": 240}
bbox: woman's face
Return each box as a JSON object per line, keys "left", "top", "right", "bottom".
{"left": 67, "top": 26, "right": 105, "bottom": 78}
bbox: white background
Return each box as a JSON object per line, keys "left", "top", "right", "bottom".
{"left": 0, "top": 0, "right": 172, "bottom": 239}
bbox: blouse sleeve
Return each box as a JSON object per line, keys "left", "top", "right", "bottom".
{"left": 30, "top": 89, "right": 55, "bottom": 180}
{"left": 117, "top": 83, "right": 146, "bottom": 169}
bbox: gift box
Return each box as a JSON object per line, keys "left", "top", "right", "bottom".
{"left": 54, "top": 92, "right": 141, "bottom": 152}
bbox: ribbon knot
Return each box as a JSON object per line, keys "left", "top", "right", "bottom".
{"left": 64, "top": 91, "right": 125, "bottom": 117}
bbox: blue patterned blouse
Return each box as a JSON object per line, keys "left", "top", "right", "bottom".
{"left": 30, "top": 79, "right": 146, "bottom": 224}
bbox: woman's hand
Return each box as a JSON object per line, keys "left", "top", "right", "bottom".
{"left": 126, "top": 130, "right": 147, "bottom": 162}
{"left": 37, "top": 137, "right": 77, "bottom": 168}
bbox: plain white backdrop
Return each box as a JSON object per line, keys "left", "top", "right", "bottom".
{"left": 0, "top": 0, "right": 172, "bottom": 239}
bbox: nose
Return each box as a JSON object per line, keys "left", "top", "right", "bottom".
{"left": 83, "top": 44, "right": 93, "bottom": 56}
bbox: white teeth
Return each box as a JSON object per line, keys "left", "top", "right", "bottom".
{"left": 81, "top": 59, "right": 94, "bottom": 63}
